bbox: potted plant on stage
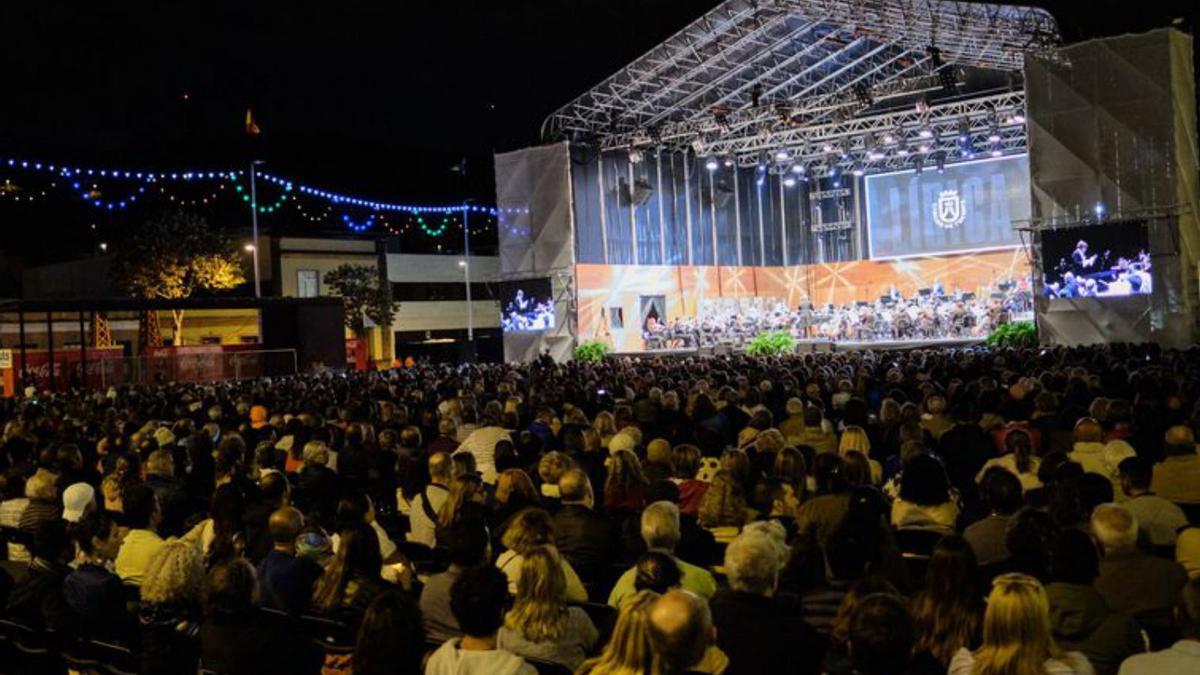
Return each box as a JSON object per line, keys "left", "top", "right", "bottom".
{"left": 745, "top": 330, "right": 798, "bottom": 357}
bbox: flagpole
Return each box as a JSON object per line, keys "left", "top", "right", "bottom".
{"left": 249, "top": 160, "right": 263, "bottom": 298}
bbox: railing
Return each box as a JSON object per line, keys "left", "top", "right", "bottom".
{"left": 18, "top": 348, "right": 299, "bottom": 390}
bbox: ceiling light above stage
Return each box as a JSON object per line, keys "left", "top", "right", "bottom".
{"left": 705, "top": 156, "right": 720, "bottom": 171}
{"left": 897, "top": 145, "right": 910, "bottom": 157}
{"left": 790, "top": 163, "right": 805, "bottom": 174}
{"left": 934, "top": 152, "right": 947, "bottom": 173}
{"left": 691, "top": 136, "right": 706, "bottom": 154}
{"left": 723, "top": 155, "right": 735, "bottom": 168}
{"left": 628, "top": 148, "right": 644, "bottom": 163}
{"left": 775, "top": 149, "right": 791, "bottom": 162}
{"left": 783, "top": 176, "right": 797, "bottom": 188}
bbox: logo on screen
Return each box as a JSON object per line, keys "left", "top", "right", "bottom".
{"left": 933, "top": 189, "right": 966, "bottom": 229}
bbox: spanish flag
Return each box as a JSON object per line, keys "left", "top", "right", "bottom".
{"left": 245, "top": 108, "right": 261, "bottom": 135}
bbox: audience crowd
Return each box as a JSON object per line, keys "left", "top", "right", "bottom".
{"left": 2, "top": 343, "right": 1200, "bottom": 674}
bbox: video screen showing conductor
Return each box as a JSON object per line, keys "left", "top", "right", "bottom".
{"left": 1041, "top": 221, "right": 1152, "bottom": 299}
{"left": 499, "top": 278, "right": 555, "bottom": 332}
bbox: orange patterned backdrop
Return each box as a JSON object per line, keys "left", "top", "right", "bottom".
{"left": 578, "top": 249, "right": 1031, "bottom": 351}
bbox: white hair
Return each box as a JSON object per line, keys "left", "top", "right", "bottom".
{"left": 641, "top": 501, "right": 681, "bottom": 551}
{"left": 1091, "top": 503, "right": 1138, "bottom": 552}
{"left": 724, "top": 531, "right": 780, "bottom": 596}
{"left": 302, "top": 440, "right": 330, "bottom": 466}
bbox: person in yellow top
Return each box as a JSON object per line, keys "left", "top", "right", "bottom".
{"left": 114, "top": 483, "right": 166, "bottom": 586}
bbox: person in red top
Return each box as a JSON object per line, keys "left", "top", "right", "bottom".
{"left": 604, "top": 450, "right": 649, "bottom": 512}
{"left": 668, "top": 445, "right": 708, "bottom": 516}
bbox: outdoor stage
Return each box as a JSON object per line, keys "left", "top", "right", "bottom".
{"left": 615, "top": 335, "right": 986, "bottom": 359}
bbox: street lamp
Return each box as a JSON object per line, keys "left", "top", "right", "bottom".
{"left": 458, "top": 258, "right": 473, "bottom": 342}
{"left": 248, "top": 160, "right": 265, "bottom": 298}
{"left": 243, "top": 243, "right": 256, "bottom": 252}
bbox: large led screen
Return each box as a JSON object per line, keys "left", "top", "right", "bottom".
{"left": 498, "top": 278, "right": 556, "bottom": 332}
{"left": 1041, "top": 221, "right": 1152, "bottom": 299}
{"left": 865, "top": 154, "right": 1030, "bottom": 259}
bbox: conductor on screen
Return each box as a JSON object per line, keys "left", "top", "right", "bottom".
{"left": 1072, "top": 240, "right": 1098, "bottom": 273}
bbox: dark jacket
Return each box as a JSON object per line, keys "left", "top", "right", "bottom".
{"left": 200, "top": 609, "right": 323, "bottom": 675}
{"left": 1047, "top": 582, "right": 1143, "bottom": 675}
{"left": 139, "top": 602, "right": 202, "bottom": 675}
{"left": 4, "top": 558, "right": 72, "bottom": 632}
{"left": 710, "top": 589, "right": 823, "bottom": 675}
{"left": 1095, "top": 550, "right": 1189, "bottom": 617}
{"left": 552, "top": 503, "right": 618, "bottom": 583}
{"left": 62, "top": 562, "right": 137, "bottom": 643}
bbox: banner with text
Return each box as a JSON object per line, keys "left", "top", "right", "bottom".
{"left": 864, "top": 154, "right": 1030, "bottom": 259}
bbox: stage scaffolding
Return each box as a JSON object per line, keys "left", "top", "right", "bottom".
{"left": 543, "top": 0, "right": 1058, "bottom": 173}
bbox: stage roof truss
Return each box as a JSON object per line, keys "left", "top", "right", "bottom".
{"left": 543, "top": 0, "right": 1059, "bottom": 165}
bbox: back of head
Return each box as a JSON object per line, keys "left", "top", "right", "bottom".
{"left": 146, "top": 449, "right": 175, "bottom": 477}
{"left": 634, "top": 551, "right": 682, "bottom": 594}
{"left": 979, "top": 574, "right": 1055, "bottom": 667}
{"left": 1117, "top": 456, "right": 1153, "bottom": 492}
{"left": 268, "top": 507, "right": 304, "bottom": 545}
{"left": 1165, "top": 425, "right": 1196, "bottom": 456}
{"left": 428, "top": 452, "right": 452, "bottom": 481}
{"left": 122, "top": 482, "right": 158, "bottom": 530}
{"left": 670, "top": 444, "right": 701, "bottom": 480}
{"left": 354, "top": 591, "right": 424, "bottom": 675}
{"left": 647, "top": 590, "right": 712, "bottom": 674}
{"left": 1091, "top": 503, "right": 1137, "bottom": 553}
{"left": 849, "top": 594, "right": 915, "bottom": 675}
{"left": 259, "top": 471, "right": 289, "bottom": 505}
{"left": 450, "top": 564, "right": 510, "bottom": 638}
{"left": 501, "top": 507, "right": 554, "bottom": 554}
{"left": 983, "top": 469, "right": 1024, "bottom": 515}
{"left": 203, "top": 557, "right": 257, "bottom": 619}
{"left": 723, "top": 530, "right": 780, "bottom": 596}
{"left": 558, "top": 468, "right": 592, "bottom": 504}
{"left": 1073, "top": 418, "right": 1103, "bottom": 444}
{"left": 446, "top": 518, "right": 490, "bottom": 567}
{"left": 1049, "top": 528, "right": 1100, "bottom": 585}
{"left": 641, "top": 500, "right": 681, "bottom": 552}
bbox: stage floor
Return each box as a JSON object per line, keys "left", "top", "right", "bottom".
{"left": 614, "top": 335, "right": 986, "bottom": 358}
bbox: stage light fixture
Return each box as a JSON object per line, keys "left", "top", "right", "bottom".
{"left": 935, "top": 152, "right": 946, "bottom": 173}
{"left": 912, "top": 156, "right": 924, "bottom": 175}
{"left": 990, "top": 149, "right": 1003, "bottom": 157}
{"left": 987, "top": 126, "right": 1001, "bottom": 143}
{"left": 882, "top": 130, "right": 897, "bottom": 145}
{"left": 775, "top": 149, "right": 790, "bottom": 162}
{"left": 691, "top": 136, "right": 706, "bottom": 154}
{"left": 918, "top": 143, "right": 931, "bottom": 154}
{"left": 754, "top": 160, "right": 768, "bottom": 187}
{"left": 897, "top": 145, "right": 910, "bottom": 157}
{"left": 918, "top": 126, "right": 934, "bottom": 139}
{"left": 1094, "top": 202, "right": 1106, "bottom": 219}
{"left": 705, "top": 156, "right": 720, "bottom": 171}
{"left": 957, "top": 117, "right": 970, "bottom": 142}
{"left": 852, "top": 165, "right": 865, "bottom": 177}
{"left": 628, "top": 148, "right": 644, "bottom": 163}
{"left": 783, "top": 176, "right": 797, "bottom": 188}
{"left": 827, "top": 165, "right": 840, "bottom": 178}
{"left": 723, "top": 155, "right": 735, "bottom": 168}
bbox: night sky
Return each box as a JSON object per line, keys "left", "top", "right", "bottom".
{"left": 0, "top": 0, "right": 1195, "bottom": 276}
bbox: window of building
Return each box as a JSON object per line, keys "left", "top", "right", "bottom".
{"left": 297, "top": 269, "right": 319, "bottom": 298}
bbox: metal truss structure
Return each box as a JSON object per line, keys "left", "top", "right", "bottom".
{"left": 542, "top": 0, "right": 1059, "bottom": 171}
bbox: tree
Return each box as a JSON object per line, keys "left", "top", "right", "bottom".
{"left": 111, "top": 210, "right": 245, "bottom": 346}
{"left": 324, "top": 263, "right": 397, "bottom": 337}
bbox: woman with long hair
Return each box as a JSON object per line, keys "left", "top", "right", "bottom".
{"left": 311, "top": 521, "right": 387, "bottom": 628}
{"left": 495, "top": 507, "right": 587, "bottom": 602}
{"left": 912, "top": 535, "right": 984, "bottom": 670}
{"left": 604, "top": 449, "right": 649, "bottom": 512}
{"left": 838, "top": 426, "right": 882, "bottom": 483}
{"left": 433, "top": 472, "right": 485, "bottom": 547}
{"left": 491, "top": 468, "right": 539, "bottom": 542}
{"left": 977, "top": 429, "right": 1043, "bottom": 493}
{"left": 577, "top": 590, "right": 660, "bottom": 675}
{"left": 180, "top": 483, "right": 245, "bottom": 567}
{"left": 947, "top": 573, "right": 1093, "bottom": 675}
{"left": 353, "top": 591, "right": 425, "bottom": 675}
{"left": 697, "top": 470, "right": 753, "bottom": 543}
{"left": 497, "top": 546, "right": 598, "bottom": 670}
{"left": 773, "top": 447, "right": 808, "bottom": 498}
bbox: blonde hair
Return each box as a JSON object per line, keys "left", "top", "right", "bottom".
{"left": 501, "top": 507, "right": 556, "bottom": 554}
{"left": 838, "top": 425, "right": 871, "bottom": 456}
{"left": 697, "top": 469, "right": 747, "bottom": 529}
{"left": 495, "top": 469, "right": 537, "bottom": 505}
{"left": 577, "top": 590, "right": 660, "bottom": 675}
{"left": 537, "top": 451, "right": 573, "bottom": 485}
{"left": 505, "top": 546, "right": 570, "bottom": 642}
{"left": 593, "top": 411, "right": 617, "bottom": 440}
{"left": 971, "top": 574, "right": 1061, "bottom": 675}
{"left": 140, "top": 541, "right": 204, "bottom": 605}
{"left": 436, "top": 474, "right": 483, "bottom": 530}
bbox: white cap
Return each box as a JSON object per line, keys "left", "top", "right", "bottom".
{"left": 62, "top": 483, "right": 96, "bottom": 523}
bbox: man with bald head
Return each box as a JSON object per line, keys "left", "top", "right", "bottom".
{"left": 552, "top": 468, "right": 618, "bottom": 585}
{"left": 408, "top": 452, "right": 452, "bottom": 547}
{"left": 1068, "top": 417, "right": 1135, "bottom": 491}
{"left": 648, "top": 590, "right": 716, "bottom": 675}
{"left": 1152, "top": 426, "right": 1200, "bottom": 504}
{"left": 256, "top": 506, "right": 322, "bottom": 614}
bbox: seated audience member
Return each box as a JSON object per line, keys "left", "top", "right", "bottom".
{"left": 4, "top": 519, "right": 73, "bottom": 631}
{"left": 912, "top": 535, "right": 983, "bottom": 671}
{"left": 422, "top": 518, "right": 491, "bottom": 642}
{"left": 1118, "top": 457, "right": 1188, "bottom": 547}
{"left": 669, "top": 444, "right": 709, "bottom": 515}
{"left": 838, "top": 426, "right": 882, "bottom": 484}
{"left": 795, "top": 405, "right": 837, "bottom": 454}
{"left": 849, "top": 593, "right": 917, "bottom": 675}
{"left": 199, "top": 557, "right": 322, "bottom": 675}
{"left": 609, "top": 501, "right": 717, "bottom": 607}
{"left": 498, "top": 546, "right": 598, "bottom": 669}
{"left": 1047, "top": 529, "right": 1142, "bottom": 675}
{"left": 644, "top": 438, "right": 674, "bottom": 483}
{"left": 552, "top": 468, "right": 618, "bottom": 583}
{"left": 18, "top": 469, "right": 62, "bottom": 533}
{"left": 795, "top": 453, "right": 853, "bottom": 543}
{"left": 63, "top": 511, "right": 135, "bottom": 642}
{"left": 634, "top": 550, "right": 683, "bottom": 594}
{"left": 604, "top": 449, "right": 649, "bottom": 512}
{"left": 647, "top": 589, "right": 719, "bottom": 675}
{"left": 243, "top": 471, "right": 290, "bottom": 562}
{"left": 434, "top": 472, "right": 487, "bottom": 547}
{"left": 890, "top": 454, "right": 959, "bottom": 532}
{"left": 1117, "top": 577, "right": 1200, "bottom": 674}
{"left": 976, "top": 428, "right": 1042, "bottom": 493}
{"left": 1092, "top": 503, "right": 1188, "bottom": 616}
{"left": 407, "top": 451, "right": 451, "bottom": 548}
{"left": 1179, "top": 528, "right": 1200, "bottom": 579}
{"left": 143, "top": 449, "right": 191, "bottom": 537}
{"left": 697, "top": 469, "right": 754, "bottom": 544}
{"left": 115, "top": 482, "right": 166, "bottom": 585}
{"left": 491, "top": 468, "right": 540, "bottom": 542}
{"left": 964, "top": 468, "right": 1024, "bottom": 565}
{"left": 311, "top": 522, "right": 389, "bottom": 629}
{"left": 537, "top": 451, "right": 572, "bottom": 504}
{"left": 425, "top": 565, "right": 536, "bottom": 675}
{"left": 1151, "top": 426, "right": 1200, "bottom": 504}
{"left": 948, "top": 573, "right": 1093, "bottom": 675}
{"left": 823, "top": 577, "right": 901, "bottom": 674}
{"left": 139, "top": 541, "right": 205, "bottom": 675}
{"left": 256, "top": 506, "right": 323, "bottom": 615}
{"left": 710, "top": 530, "right": 822, "bottom": 675}
{"left": 762, "top": 478, "right": 800, "bottom": 539}
{"left": 496, "top": 507, "right": 587, "bottom": 601}
{"left": 1069, "top": 418, "right": 1135, "bottom": 490}
{"left": 61, "top": 481, "right": 97, "bottom": 524}
{"left": 578, "top": 590, "right": 660, "bottom": 675}
{"left": 353, "top": 591, "right": 426, "bottom": 675}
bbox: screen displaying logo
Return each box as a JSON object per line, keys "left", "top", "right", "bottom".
{"left": 933, "top": 189, "right": 967, "bottom": 229}
{"left": 865, "top": 154, "right": 1029, "bottom": 259}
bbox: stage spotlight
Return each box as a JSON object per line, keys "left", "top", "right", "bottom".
{"left": 987, "top": 126, "right": 1001, "bottom": 143}
{"left": 957, "top": 117, "right": 970, "bottom": 142}
{"left": 783, "top": 176, "right": 797, "bottom": 188}
{"left": 827, "top": 164, "right": 840, "bottom": 178}
{"left": 934, "top": 152, "right": 946, "bottom": 173}
{"left": 1094, "top": 202, "right": 1106, "bottom": 219}
{"left": 918, "top": 126, "right": 933, "bottom": 139}
{"left": 790, "top": 163, "right": 805, "bottom": 174}
{"left": 990, "top": 149, "right": 1003, "bottom": 157}
{"left": 822, "top": 141, "right": 834, "bottom": 154}
{"left": 705, "top": 156, "right": 720, "bottom": 171}
{"left": 897, "top": 145, "right": 910, "bottom": 157}
{"left": 723, "top": 155, "right": 735, "bottom": 168}
{"left": 691, "top": 136, "right": 706, "bottom": 154}
{"left": 853, "top": 82, "right": 874, "bottom": 107}
{"left": 852, "top": 164, "right": 865, "bottom": 177}
{"left": 754, "top": 162, "right": 768, "bottom": 187}
{"left": 628, "top": 148, "right": 644, "bottom": 163}
{"left": 882, "top": 130, "right": 897, "bottom": 145}
{"left": 918, "top": 143, "right": 931, "bottom": 154}
{"left": 775, "top": 149, "right": 790, "bottom": 162}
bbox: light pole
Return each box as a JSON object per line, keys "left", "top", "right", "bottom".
{"left": 461, "top": 200, "right": 474, "bottom": 342}
{"left": 249, "top": 160, "right": 264, "bottom": 298}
